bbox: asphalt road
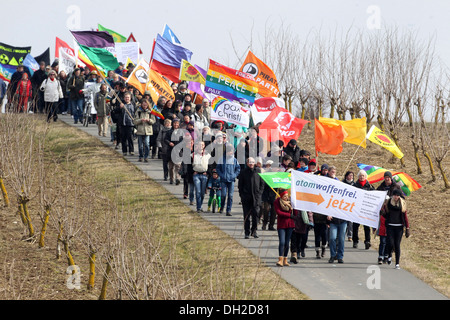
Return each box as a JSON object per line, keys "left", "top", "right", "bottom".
{"left": 59, "top": 115, "right": 447, "bottom": 300}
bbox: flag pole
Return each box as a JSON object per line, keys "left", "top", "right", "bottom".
{"left": 341, "top": 137, "right": 366, "bottom": 180}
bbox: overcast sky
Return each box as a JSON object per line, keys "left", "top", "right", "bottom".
{"left": 1, "top": 0, "right": 450, "bottom": 70}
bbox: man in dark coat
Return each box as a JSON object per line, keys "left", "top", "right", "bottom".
{"left": 31, "top": 61, "right": 48, "bottom": 113}
{"left": 238, "top": 157, "right": 265, "bottom": 239}
{"left": 283, "top": 139, "right": 301, "bottom": 167}
{"left": 376, "top": 171, "right": 404, "bottom": 198}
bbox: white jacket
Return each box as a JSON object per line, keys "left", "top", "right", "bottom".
{"left": 40, "top": 78, "right": 63, "bottom": 102}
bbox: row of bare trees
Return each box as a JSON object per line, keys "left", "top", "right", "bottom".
{"left": 1, "top": 112, "right": 270, "bottom": 300}
{"left": 233, "top": 23, "right": 449, "bottom": 188}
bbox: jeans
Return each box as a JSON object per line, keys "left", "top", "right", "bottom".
{"left": 378, "top": 235, "right": 387, "bottom": 259}
{"left": 137, "top": 135, "right": 150, "bottom": 159}
{"left": 220, "top": 181, "right": 234, "bottom": 213}
{"left": 193, "top": 173, "right": 207, "bottom": 210}
{"left": 277, "top": 228, "right": 294, "bottom": 257}
{"left": 329, "top": 222, "right": 347, "bottom": 260}
{"left": 70, "top": 98, "right": 83, "bottom": 123}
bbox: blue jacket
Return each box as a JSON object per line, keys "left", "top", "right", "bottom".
{"left": 216, "top": 156, "right": 240, "bottom": 183}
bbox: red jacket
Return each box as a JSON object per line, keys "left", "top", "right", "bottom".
{"left": 274, "top": 198, "right": 295, "bottom": 230}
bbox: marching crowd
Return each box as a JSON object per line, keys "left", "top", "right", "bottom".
{"left": 0, "top": 61, "right": 411, "bottom": 270}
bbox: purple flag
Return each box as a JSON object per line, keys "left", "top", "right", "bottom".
{"left": 70, "top": 31, "right": 115, "bottom": 48}
{"left": 152, "top": 34, "right": 192, "bottom": 68}
{"left": 188, "top": 64, "right": 215, "bottom": 100}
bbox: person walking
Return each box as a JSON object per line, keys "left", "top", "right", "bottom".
{"left": 67, "top": 68, "right": 85, "bottom": 124}
{"left": 353, "top": 170, "right": 375, "bottom": 249}
{"left": 192, "top": 141, "right": 211, "bottom": 213}
{"left": 273, "top": 190, "right": 295, "bottom": 267}
{"left": 134, "top": 98, "right": 156, "bottom": 162}
{"left": 381, "top": 188, "right": 410, "bottom": 269}
{"left": 327, "top": 215, "right": 348, "bottom": 264}
{"left": 94, "top": 83, "right": 111, "bottom": 137}
{"left": 119, "top": 92, "right": 136, "bottom": 156}
{"left": 215, "top": 145, "right": 240, "bottom": 216}
{"left": 313, "top": 212, "right": 328, "bottom": 259}
{"left": 40, "top": 70, "right": 64, "bottom": 122}
{"left": 238, "top": 157, "right": 265, "bottom": 239}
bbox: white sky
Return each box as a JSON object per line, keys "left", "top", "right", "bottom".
{"left": 1, "top": 0, "right": 450, "bottom": 70}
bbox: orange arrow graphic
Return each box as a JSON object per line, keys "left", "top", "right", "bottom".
{"left": 296, "top": 192, "right": 325, "bottom": 205}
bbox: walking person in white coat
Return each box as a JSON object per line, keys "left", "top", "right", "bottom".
{"left": 40, "top": 70, "right": 63, "bottom": 122}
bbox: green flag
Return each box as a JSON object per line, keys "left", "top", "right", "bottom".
{"left": 78, "top": 44, "right": 119, "bottom": 74}
{"left": 98, "top": 24, "right": 127, "bottom": 43}
{"left": 259, "top": 172, "right": 291, "bottom": 190}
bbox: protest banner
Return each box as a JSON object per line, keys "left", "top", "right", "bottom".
{"left": 115, "top": 42, "right": 139, "bottom": 65}
{"left": 0, "top": 42, "right": 31, "bottom": 67}
{"left": 210, "top": 96, "right": 250, "bottom": 127}
{"left": 58, "top": 48, "right": 77, "bottom": 75}
{"left": 250, "top": 97, "right": 285, "bottom": 125}
{"left": 290, "top": 170, "right": 387, "bottom": 228}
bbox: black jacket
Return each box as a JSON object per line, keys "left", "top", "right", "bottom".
{"left": 238, "top": 166, "right": 265, "bottom": 207}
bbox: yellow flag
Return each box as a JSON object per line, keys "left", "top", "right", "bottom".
{"left": 179, "top": 59, "right": 205, "bottom": 84}
{"left": 319, "top": 117, "right": 367, "bottom": 148}
{"left": 366, "top": 125, "right": 404, "bottom": 159}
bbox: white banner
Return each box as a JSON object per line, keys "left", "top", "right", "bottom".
{"left": 210, "top": 98, "right": 250, "bottom": 128}
{"left": 59, "top": 47, "right": 77, "bottom": 75}
{"left": 115, "top": 42, "right": 139, "bottom": 65}
{"left": 290, "top": 171, "right": 387, "bottom": 228}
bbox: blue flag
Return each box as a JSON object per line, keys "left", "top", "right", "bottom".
{"left": 23, "top": 54, "right": 40, "bottom": 76}
{"left": 162, "top": 24, "right": 181, "bottom": 45}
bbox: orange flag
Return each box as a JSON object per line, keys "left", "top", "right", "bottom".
{"left": 315, "top": 119, "right": 348, "bottom": 155}
{"left": 240, "top": 50, "right": 279, "bottom": 98}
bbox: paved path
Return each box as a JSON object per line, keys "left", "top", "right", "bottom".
{"left": 60, "top": 116, "right": 447, "bottom": 300}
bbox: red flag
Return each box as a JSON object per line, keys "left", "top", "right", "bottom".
{"left": 314, "top": 119, "right": 348, "bottom": 155}
{"left": 55, "top": 37, "right": 75, "bottom": 58}
{"left": 258, "top": 107, "right": 309, "bottom": 146}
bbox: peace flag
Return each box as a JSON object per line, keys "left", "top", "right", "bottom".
{"left": 315, "top": 119, "right": 348, "bottom": 155}
{"left": 366, "top": 125, "right": 404, "bottom": 159}
{"left": 239, "top": 50, "right": 279, "bottom": 98}
{"left": 0, "top": 63, "right": 15, "bottom": 82}
{"left": 356, "top": 163, "right": 421, "bottom": 196}
{"left": 205, "top": 59, "right": 258, "bottom": 105}
{"left": 319, "top": 117, "right": 367, "bottom": 148}
{"left": 98, "top": 24, "right": 127, "bottom": 43}
{"left": 151, "top": 105, "right": 164, "bottom": 120}
{"left": 179, "top": 59, "right": 205, "bottom": 84}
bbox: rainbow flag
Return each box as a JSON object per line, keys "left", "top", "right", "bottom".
{"left": 357, "top": 163, "right": 421, "bottom": 196}
{"left": 205, "top": 59, "right": 258, "bottom": 105}
{"left": 151, "top": 105, "right": 164, "bottom": 120}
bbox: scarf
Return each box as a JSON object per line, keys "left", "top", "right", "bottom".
{"left": 279, "top": 197, "right": 292, "bottom": 212}
{"left": 359, "top": 179, "right": 367, "bottom": 187}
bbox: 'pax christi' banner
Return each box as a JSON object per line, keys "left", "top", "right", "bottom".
{"left": 210, "top": 96, "right": 250, "bottom": 128}
{"left": 291, "top": 171, "right": 387, "bottom": 229}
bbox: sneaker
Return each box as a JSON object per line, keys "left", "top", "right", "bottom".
{"left": 338, "top": 259, "right": 344, "bottom": 264}
{"left": 138, "top": 158, "right": 143, "bottom": 162}
{"left": 387, "top": 257, "right": 392, "bottom": 265}
{"left": 395, "top": 264, "right": 400, "bottom": 269}
{"left": 353, "top": 243, "right": 358, "bottom": 249}
{"left": 328, "top": 256, "right": 336, "bottom": 263}
{"left": 144, "top": 158, "right": 148, "bottom": 163}
{"left": 226, "top": 212, "right": 232, "bottom": 216}
{"left": 175, "top": 179, "right": 180, "bottom": 185}
{"left": 245, "top": 235, "right": 249, "bottom": 239}
{"left": 365, "top": 242, "right": 371, "bottom": 250}
{"left": 252, "top": 232, "right": 259, "bottom": 239}
{"left": 183, "top": 195, "right": 188, "bottom": 199}
{"left": 170, "top": 180, "right": 173, "bottom": 185}
{"left": 378, "top": 258, "right": 383, "bottom": 265}
{"left": 129, "top": 152, "right": 134, "bottom": 156}
{"left": 189, "top": 201, "right": 194, "bottom": 206}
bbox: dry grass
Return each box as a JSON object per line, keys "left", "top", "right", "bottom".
{"left": 0, "top": 115, "right": 306, "bottom": 300}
